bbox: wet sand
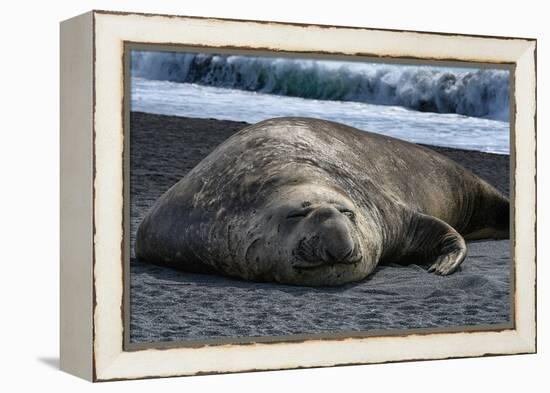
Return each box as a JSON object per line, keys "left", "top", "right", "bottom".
{"left": 129, "top": 111, "right": 511, "bottom": 344}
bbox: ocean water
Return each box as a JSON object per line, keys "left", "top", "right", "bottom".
{"left": 131, "top": 77, "right": 509, "bottom": 154}
{"left": 130, "top": 51, "right": 510, "bottom": 154}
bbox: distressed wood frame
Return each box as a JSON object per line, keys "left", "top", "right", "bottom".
{"left": 60, "top": 10, "right": 537, "bottom": 382}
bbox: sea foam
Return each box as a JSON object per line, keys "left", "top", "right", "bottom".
{"left": 131, "top": 51, "right": 510, "bottom": 121}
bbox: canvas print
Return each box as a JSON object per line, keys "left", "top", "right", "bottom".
{"left": 128, "top": 48, "right": 511, "bottom": 345}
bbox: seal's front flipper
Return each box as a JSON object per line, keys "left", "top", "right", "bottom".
{"left": 426, "top": 236, "right": 467, "bottom": 275}
{"left": 398, "top": 212, "right": 467, "bottom": 275}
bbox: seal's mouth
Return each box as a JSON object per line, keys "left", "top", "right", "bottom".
{"left": 292, "top": 260, "right": 362, "bottom": 272}
{"left": 292, "top": 251, "right": 362, "bottom": 270}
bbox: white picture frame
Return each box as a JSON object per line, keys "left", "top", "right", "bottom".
{"left": 60, "top": 10, "right": 536, "bottom": 381}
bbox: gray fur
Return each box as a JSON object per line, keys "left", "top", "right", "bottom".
{"left": 136, "top": 117, "right": 509, "bottom": 286}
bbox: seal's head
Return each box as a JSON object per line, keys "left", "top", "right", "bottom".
{"left": 236, "top": 184, "right": 382, "bottom": 286}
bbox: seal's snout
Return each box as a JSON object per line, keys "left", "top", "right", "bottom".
{"left": 294, "top": 205, "right": 361, "bottom": 268}
{"left": 315, "top": 208, "right": 356, "bottom": 264}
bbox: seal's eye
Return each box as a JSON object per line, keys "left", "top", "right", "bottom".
{"left": 286, "top": 208, "right": 312, "bottom": 219}
{"left": 339, "top": 209, "right": 356, "bottom": 221}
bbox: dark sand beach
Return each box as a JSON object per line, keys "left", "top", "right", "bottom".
{"left": 129, "top": 111, "right": 511, "bottom": 344}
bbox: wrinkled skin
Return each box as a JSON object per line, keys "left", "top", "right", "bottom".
{"left": 235, "top": 184, "right": 383, "bottom": 285}
{"left": 136, "top": 117, "right": 509, "bottom": 286}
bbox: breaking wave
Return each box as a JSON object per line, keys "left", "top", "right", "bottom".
{"left": 131, "top": 51, "right": 510, "bottom": 121}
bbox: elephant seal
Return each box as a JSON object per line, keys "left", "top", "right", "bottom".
{"left": 136, "top": 117, "right": 509, "bottom": 286}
